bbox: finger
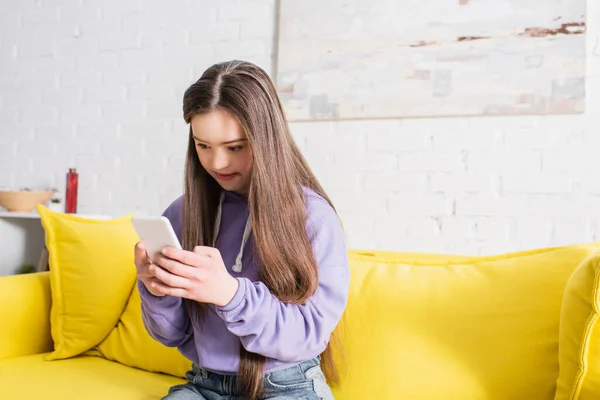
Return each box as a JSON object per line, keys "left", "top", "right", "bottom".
{"left": 134, "top": 241, "right": 146, "bottom": 257}
{"left": 193, "top": 246, "right": 220, "bottom": 258}
{"left": 137, "top": 270, "right": 153, "bottom": 280}
{"left": 134, "top": 241, "right": 151, "bottom": 262}
{"left": 134, "top": 241, "right": 151, "bottom": 265}
{"left": 154, "top": 253, "right": 199, "bottom": 277}
{"left": 149, "top": 264, "right": 191, "bottom": 289}
{"left": 161, "top": 247, "right": 211, "bottom": 268}
{"left": 148, "top": 278, "right": 188, "bottom": 298}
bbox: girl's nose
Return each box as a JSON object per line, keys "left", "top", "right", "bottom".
{"left": 212, "top": 149, "right": 230, "bottom": 170}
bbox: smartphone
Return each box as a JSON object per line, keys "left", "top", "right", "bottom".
{"left": 131, "top": 216, "right": 182, "bottom": 261}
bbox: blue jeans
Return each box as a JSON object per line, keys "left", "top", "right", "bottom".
{"left": 161, "top": 357, "right": 334, "bottom": 399}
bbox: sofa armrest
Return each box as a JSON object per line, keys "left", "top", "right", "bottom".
{"left": 0, "top": 272, "right": 53, "bottom": 360}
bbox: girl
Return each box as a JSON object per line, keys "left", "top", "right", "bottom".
{"left": 134, "top": 60, "right": 350, "bottom": 400}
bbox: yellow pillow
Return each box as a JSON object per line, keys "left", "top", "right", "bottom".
{"left": 37, "top": 205, "right": 138, "bottom": 360}
{"left": 555, "top": 251, "right": 600, "bottom": 399}
{"left": 332, "top": 244, "right": 600, "bottom": 400}
{"left": 89, "top": 282, "right": 191, "bottom": 378}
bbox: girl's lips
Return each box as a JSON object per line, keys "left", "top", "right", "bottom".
{"left": 215, "top": 172, "right": 237, "bottom": 182}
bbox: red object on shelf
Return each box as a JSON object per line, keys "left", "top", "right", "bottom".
{"left": 65, "top": 168, "right": 78, "bottom": 214}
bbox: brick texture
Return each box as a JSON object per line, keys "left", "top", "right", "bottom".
{"left": 1, "top": 0, "right": 599, "bottom": 255}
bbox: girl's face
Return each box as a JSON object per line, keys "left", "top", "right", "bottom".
{"left": 190, "top": 108, "right": 253, "bottom": 196}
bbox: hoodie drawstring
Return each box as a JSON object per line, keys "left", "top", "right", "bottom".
{"left": 212, "top": 192, "right": 250, "bottom": 273}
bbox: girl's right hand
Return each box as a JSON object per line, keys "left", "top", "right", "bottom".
{"left": 134, "top": 241, "right": 166, "bottom": 297}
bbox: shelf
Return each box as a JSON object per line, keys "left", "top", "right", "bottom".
{"left": 0, "top": 211, "right": 112, "bottom": 220}
{"left": 0, "top": 211, "right": 42, "bottom": 219}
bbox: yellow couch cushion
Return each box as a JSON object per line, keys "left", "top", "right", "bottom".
{"left": 0, "top": 353, "right": 184, "bottom": 400}
{"left": 37, "top": 205, "right": 139, "bottom": 360}
{"left": 555, "top": 251, "right": 600, "bottom": 399}
{"left": 0, "top": 272, "right": 52, "bottom": 360}
{"left": 333, "top": 244, "right": 600, "bottom": 400}
{"left": 88, "top": 282, "right": 191, "bottom": 378}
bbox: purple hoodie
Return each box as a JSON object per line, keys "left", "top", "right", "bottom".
{"left": 138, "top": 189, "right": 350, "bottom": 374}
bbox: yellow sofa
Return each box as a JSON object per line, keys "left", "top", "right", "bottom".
{"left": 0, "top": 243, "right": 600, "bottom": 400}
{"left": 2, "top": 208, "right": 600, "bottom": 399}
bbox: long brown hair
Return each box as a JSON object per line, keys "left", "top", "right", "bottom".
{"left": 181, "top": 60, "right": 343, "bottom": 399}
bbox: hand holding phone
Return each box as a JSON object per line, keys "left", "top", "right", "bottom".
{"left": 132, "top": 216, "right": 182, "bottom": 297}
{"left": 131, "top": 216, "right": 238, "bottom": 305}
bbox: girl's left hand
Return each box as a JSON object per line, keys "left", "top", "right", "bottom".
{"left": 150, "top": 246, "right": 240, "bottom": 307}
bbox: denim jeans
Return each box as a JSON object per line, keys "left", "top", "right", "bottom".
{"left": 161, "top": 357, "right": 334, "bottom": 400}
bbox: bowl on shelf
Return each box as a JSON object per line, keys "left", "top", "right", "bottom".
{"left": 0, "top": 190, "right": 56, "bottom": 213}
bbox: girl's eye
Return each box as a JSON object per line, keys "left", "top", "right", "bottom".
{"left": 197, "top": 143, "right": 209, "bottom": 149}
{"left": 229, "top": 146, "right": 243, "bottom": 152}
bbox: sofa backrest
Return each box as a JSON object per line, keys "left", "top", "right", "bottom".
{"left": 330, "top": 244, "right": 600, "bottom": 399}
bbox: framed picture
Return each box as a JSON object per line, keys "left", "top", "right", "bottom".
{"left": 276, "top": 0, "right": 586, "bottom": 121}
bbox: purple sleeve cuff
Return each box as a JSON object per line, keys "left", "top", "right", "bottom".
{"left": 217, "top": 277, "right": 247, "bottom": 314}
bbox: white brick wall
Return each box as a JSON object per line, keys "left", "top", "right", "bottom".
{"left": 1, "top": 0, "right": 599, "bottom": 255}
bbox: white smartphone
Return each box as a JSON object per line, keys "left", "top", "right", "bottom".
{"left": 131, "top": 216, "right": 182, "bottom": 261}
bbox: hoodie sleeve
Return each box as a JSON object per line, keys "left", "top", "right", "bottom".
{"left": 215, "top": 195, "right": 350, "bottom": 362}
{"left": 138, "top": 196, "right": 193, "bottom": 348}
